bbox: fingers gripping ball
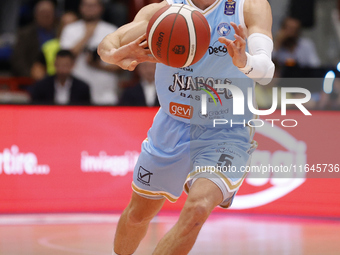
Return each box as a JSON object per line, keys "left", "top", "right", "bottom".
{"left": 146, "top": 4, "right": 211, "bottom": 68}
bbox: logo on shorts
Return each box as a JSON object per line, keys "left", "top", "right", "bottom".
{"left": 137, "top": 166, "right": 153, "bottom": 185}
{"left": 169, "top": 102, "right": 193, "bottom": 119}
{"left": 217, "top": 23, "right": 231, "bottom": 36}
{"left": 215, "top": 147, "right": 242, "bottom": 157}
{"left": 173, "top": 45, "right": 186, "bottom": 54}
{"left": 216, "top": 154, "right": 234, "bottom": 169}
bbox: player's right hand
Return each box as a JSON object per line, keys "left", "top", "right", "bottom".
{"left": 218, "top": 22, "right": 247, "bottom": 69}
{"left": 100, "top": 34, "right": 158, "bottom": 71}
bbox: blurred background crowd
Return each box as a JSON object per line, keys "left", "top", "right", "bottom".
{"left": 0, "top": 0, "right": 339, "bottom": 109}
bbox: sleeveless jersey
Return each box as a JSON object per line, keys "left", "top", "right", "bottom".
{"left": 156, "top": 0, "right": 255, "bottom": 128}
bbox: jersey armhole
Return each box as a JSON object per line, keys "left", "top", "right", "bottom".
{"left": 165, "top": 0, "right": 173, "bottom": 4}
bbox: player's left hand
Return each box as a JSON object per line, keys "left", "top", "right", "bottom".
{"left": 218, "top": 22, "right": 247, "bottom": 69}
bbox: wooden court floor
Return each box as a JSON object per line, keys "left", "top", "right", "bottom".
{"left": 0, "top": 213, "right": 340, "bottom": 255}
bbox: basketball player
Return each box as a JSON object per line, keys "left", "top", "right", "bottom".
{"left": 98, "top": 0, "right": 274, "bottom": 254}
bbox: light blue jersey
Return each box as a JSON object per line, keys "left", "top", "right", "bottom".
{"left": 157, "top": 0, "right": 254, "bottom": 127}
{"left": 132, "top": 0, "right": 258, "bottom": 208}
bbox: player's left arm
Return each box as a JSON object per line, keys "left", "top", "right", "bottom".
{"left": 219, "top": 0, "right": 275, "bottom": 85}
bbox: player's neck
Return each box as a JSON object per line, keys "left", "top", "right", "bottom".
{"left": 191, "top": 0, "right": 216, "bottom": 10}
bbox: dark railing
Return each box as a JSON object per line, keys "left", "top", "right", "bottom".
{"left": 0, "top": 77, "right": 35, "bottom": 92}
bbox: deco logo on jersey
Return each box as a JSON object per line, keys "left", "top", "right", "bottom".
{"left": 217, "top": 23, "right": 231, "bottom": 36}
{"left": 224, "top": 0, "right": 236, "bottom": 16}
{"left": 137, "top": 166, "right": 153, "bottom": 185}
{"left": 172, "top": 45, "right": 186, "bottom": 54}
{"left": 208, "top": 40, "right": 228, "bottom": 57}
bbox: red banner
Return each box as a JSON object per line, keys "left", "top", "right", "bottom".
{"left": 0, "top": 106, "right": 339, "bottom": 217}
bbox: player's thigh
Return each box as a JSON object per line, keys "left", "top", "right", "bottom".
{"left": 126, "top": 191, "right": 166, "bottom": 224}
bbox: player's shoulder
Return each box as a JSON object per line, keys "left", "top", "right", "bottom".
{"left": 244, "top": 0, "right": 271, "bottom": 12}
{"left": 243, "top": 0, "right": 272, "bottom": 22}
{"left": 244, "top": 0, "right": 270, "bottom": 5}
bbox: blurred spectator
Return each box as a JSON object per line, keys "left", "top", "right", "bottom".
{"left": 120, "top": 62, "right": 159, "bottom": 107}
{"left": 31, "top": 12, "right": 78, "bottom": 80}
{"left": 31, "top": 50, "right": 91, "bottom": 105}
{"left": 0, "top": 0, "right": 20, "bottom": 42}
{"left": 129, "top": 0, "right": 162, "bottom": 21}
{"left": 64, "top": 0, "right": 82, "bottom": 13}
{"left": 11, "top": 0, "right": 57, "bottom": 77}
{"left": 65, "top": 0, "right": 128, "bottom": 27}
{"left": 255, "top": 62, "right": 318, "bottom": 110}
{"left": 256, "top": 81, "right": 317, "bottom": 110}
{"left": 255, "top": 63, "right": 283, "bottom": 109}
{"left": 274, "top": 17, "right": 320, "bottom": 68}
{"left": 60, "top": 0, "right": 120, "bottom": 105}
{"left": 319, "top": 78, "right": 340, "bottom": 110}
{"left": 290, "top": 92, "right": 318, "bottom": 110}
{"left": 103, "top": 0, "right": 128, "bottom": 27}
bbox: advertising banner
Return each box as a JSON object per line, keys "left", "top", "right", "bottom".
{"left": 0, "top": 106, "right": 339, "bottom": 217}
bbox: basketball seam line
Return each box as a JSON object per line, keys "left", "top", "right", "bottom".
{"left": 182, "top": 12, "right": 191, "bottom": 67}
{"left": 194, "top": 11, "right": 210, "bottom": 35}
{"left": 190, "top": 11, "right": 197, "bottom": 66}
{"left": 166, "top": 5, "right": 184, "bottom": 66}
{"left": 181, "top": 7, "right": 197, "bottom": 67}
{"left": 192, "top": 11, "right": 210, "bottom": 64}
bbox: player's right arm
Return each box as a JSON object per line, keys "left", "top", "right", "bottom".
{"left": 219, "top": 0, "right": 274, "bottom": 85}
{"left": 98, "top": 1, "right": 168, "bottom": 71}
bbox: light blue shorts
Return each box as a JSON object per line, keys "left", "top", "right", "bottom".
{"left": 132, "top": 109, "right": 257, "bottom": 208}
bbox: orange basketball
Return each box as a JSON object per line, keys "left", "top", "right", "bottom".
{"left": 146, "top": 4, "right": 211, "bottom": 68}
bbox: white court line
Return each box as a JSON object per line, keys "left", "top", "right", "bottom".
{"left": 0, "top": 213, "right": 178, "bottom": 225}
{"left": 31, "top": 214, "right": 177, "bottom": 255}
{"left": 38, "top": 233, "right": 108, "bottom": 255}
{"left": 0, "top": 213, "right": 120, "bottom": 225}
{"left": 0, "top": 213, "right": 178, "bottom": 255}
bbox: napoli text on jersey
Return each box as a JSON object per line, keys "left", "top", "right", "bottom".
{"left": 157, "top": 0, "right": 255, "bottom": 128}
